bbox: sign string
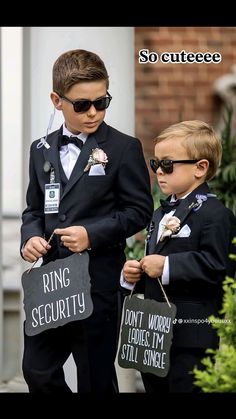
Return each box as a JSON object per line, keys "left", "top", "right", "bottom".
{"left": 157, "top": 277, "right": 171, "bottom": 308}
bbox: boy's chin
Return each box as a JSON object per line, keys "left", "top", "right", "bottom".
{"left": 159, "top": 185, "right": 171, "bottom": 195}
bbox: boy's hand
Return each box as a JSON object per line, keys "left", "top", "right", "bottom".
{"left": 23, "top": 236, "right": 51, "bottom": 262}
{"left": 54, "top": 226, "right": 90, "bottom": 253}
{"left": 140, "top": 255, "right": 165, "bottom": 278}
{"left": 123, "top": 260, "right": 143, "bottom": 283}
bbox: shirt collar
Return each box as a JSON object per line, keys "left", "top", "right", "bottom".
{"left": 63, "top": 124, "right": 88, "bottom": 143}
{"left": 170, "top": 191, "right": 191, "bottom": 202}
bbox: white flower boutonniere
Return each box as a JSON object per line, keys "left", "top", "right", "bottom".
{"left": 160, "top": 216, "right": 181, "bottom": 241}
{"left": 84, "top": 148, "right": 108, "bottom": 172}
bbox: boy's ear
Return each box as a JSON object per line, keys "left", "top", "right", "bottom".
{"left": 194, "top": 159, "right": 209, "bottom": 179}
{"left": 50, "top": 91, "right": 63, "bottom": 110}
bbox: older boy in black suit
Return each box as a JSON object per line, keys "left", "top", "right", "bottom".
{"left": 123, "top": 120, "right": 236, "bottom": 392}
{"left": 21, "top": 49, "right": 153, "bottom": 393}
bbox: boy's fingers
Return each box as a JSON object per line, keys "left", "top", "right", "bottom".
{"left": 54, "top": 228, "right": 67, "bottom": 235}
{"left": 127, "top": 260, "right": 141, "bottom": 268}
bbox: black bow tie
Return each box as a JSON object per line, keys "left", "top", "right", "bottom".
{"left": 58, "top": 135, "right": 83, "bottom": 150}
{"left": 160, "top": 198, "right": 180, "bottom": 213}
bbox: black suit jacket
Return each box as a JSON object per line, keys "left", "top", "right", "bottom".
{"left": 143, "top": 183, "right": 236, "bottom": 348}
{"left": 21, "top": 122, "right": 153, "bottom": 302}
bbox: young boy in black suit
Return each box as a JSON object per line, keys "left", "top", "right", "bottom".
{"left": 21, "top": 49, "right": 153, "bottom": 393}
{"left": 123, "top": 120, "right": 236, "bottom": 393}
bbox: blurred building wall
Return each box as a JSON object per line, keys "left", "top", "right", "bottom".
{"left": 135, "top": 27, "right": 236, "bottom": 166}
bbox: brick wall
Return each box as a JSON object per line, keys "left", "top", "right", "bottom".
{"left": 135, "top": 27, "right": 236, "bottom": 165}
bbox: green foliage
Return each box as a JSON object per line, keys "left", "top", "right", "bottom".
{"left": 210, "top": 106, "right": 236, "bottom": 214}
{"left": 125, "top": 233, "right": 146, "bottom": 261}
{"left": 152, "top": 181, "right": 166, "bottom": 210}
{"left": 193, "top": 277, "right": 236, "bottom": 392}
{"left": 194, "top": 344, "right": 236, "bottom": 392}
{"left": 184, "top": 110, "right": 236, "bottom": 391}
{"left": 125, "top": 182, "right": 165, "bottom": 260}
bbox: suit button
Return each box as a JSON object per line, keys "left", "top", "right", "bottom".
{"left": 59, "top": 214, "right": 66, "bottom": 222}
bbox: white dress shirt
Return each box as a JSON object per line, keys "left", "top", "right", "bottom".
{"left": 60, "top": 124, "right": 88, "bottom": 179}
{"left": 156, "top": 192, "right": 191, "bottom": 285}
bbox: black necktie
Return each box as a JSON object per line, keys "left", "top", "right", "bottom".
{"left": 160, "top": 198, "right": 180, "bottom": 213}
{"left": 58, "top": 135, "right": 83, "bottom": 150}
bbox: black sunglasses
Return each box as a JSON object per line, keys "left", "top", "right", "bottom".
{"left": 58, "top": 91, "right": 112, "bottom": 113}
{"left": 150, "top": 159, "right": 199, "bottom": 174}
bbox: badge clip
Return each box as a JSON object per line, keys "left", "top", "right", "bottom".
{"left": 36, "top": 108, "right": 56, "bottom": 149}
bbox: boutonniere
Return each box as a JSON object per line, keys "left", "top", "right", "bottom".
{"left": 160, "top": 216, "right": 181, "bottom": 241}
{"left": 188, "top": 194, "right": 208, "bottom": 212}
{"left": 84, "top": 148, "right": 108, "bottom": 172}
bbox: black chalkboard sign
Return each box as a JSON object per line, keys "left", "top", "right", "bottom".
{"left": 22, "top": 252, "right": 93, "bottom": 336}
{"left": 118, "top": 295, "right": 177, "bottom": 377}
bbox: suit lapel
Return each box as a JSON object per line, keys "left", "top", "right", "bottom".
{"left": 147, "top": 210, "right": 163, "bottom": 254}
{"left": 154, "top": 183, "right": 210, "bottom": 254}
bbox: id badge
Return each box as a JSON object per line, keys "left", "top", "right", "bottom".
{"left": 44, "top": 183, "right": 60, "bottom": 214}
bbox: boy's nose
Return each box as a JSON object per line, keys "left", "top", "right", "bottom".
{"left": 87, "top": 104, "right": 97, "bottom": 116}
{"left": 156, "top": 166, "right": 164, "bottom": 175}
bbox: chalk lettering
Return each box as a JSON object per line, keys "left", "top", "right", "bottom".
{"left": 124, "top": 309, "right": 144, "bottom": 328}
{"left": 121, "top": 344, "right": 138, "bottom": 363}
{"left": 148, "top": 314, "right": 171, "bottom": 333}
{"left": 151, "top": 332, "right": 164, "bottom": 350}
{"left": 143, "top": 349, "right": 166, "bottom": 369}
{"left": 128, "top": 327, "right": 150, "bottom": 347}
{"left": 31, "top": 292, "right": 85, "bottom": 327}
{"left": 43, "top": 267, "right": 70, "bottom": 293}
{"left": 58, "top": 299, "right": 66, "bottom": 318}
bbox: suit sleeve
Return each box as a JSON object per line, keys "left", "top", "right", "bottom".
{"left": 20, "top": 143, "right": 45, "bottom": 250}
{"left": 168, "top": 206, "right": 236, "bottom": 286}
{"left": 85, "top": 138, "right": 154, "bottom": 249}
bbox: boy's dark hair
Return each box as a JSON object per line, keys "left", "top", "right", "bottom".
{"left": 53, "top": 49, "right": 109, "bottom": 95}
